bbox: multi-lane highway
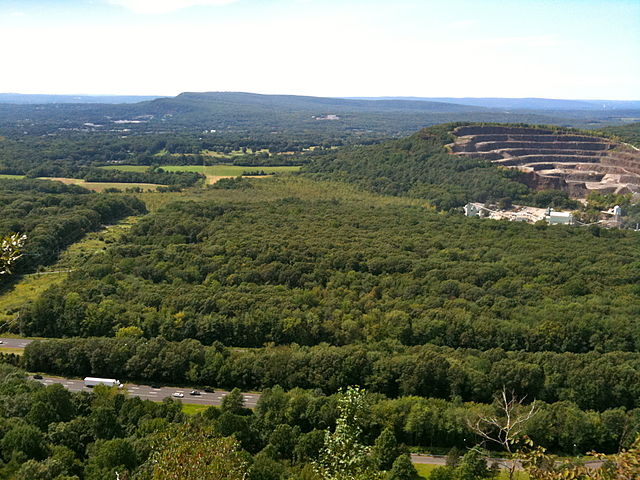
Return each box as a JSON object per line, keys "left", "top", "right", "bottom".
{"left": 0, "top": 337, "right": 32, "bottom": 349}
{"left": 0, "top": 337, "right": 258, "bottom": 407}
{"left": 35, "top": 375, "right": 261, "bottom": 408}
{"left": 1, "top": 337, "right": 260, "bottom": 407}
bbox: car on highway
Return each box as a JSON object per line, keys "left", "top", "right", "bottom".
{"left": 190, "top": 390, "right": 201, "bottom": 396}
{"left": 172, "top": 392, "right": 184, "bottom": 398}
{"left": 203, "top": 388, "right": 215, "bottom": 393}
{"left": 33, "top": 374, "right": 43, "bottom": 380}
{"left": 151, "top": 385, "right": 161, "bottom": 389}
{"left": 0, "top": 340, "right": 3, "bottom": 344}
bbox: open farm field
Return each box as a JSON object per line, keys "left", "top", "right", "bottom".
{"left": 201, "top": 148, "right": 271, "bottom": 157}
{"left": 164, "top": 164, "right": 300, "bottom": 176}
{"left": 0, "top": 174, "right": 25, "bottom": 179}
{"left": 102, "top": 164, "right": 300, "bottom": 176}
{"left": 37, "top": 177, "right": 165, "bottom": 191}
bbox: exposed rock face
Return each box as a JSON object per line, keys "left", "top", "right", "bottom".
{"left": 450, "top": 125, "right": 640, "bottom": 196}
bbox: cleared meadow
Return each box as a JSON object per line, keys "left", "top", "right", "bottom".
{"left": 0, "top": 174, "right": 26, "bottom": 179}
{"left": 37, "top": 177, "right": 165, "bottom": 191}
{"left": 102, "top": 164, "right": 300, "bottom": 175}
{"left": 0, "top": 217, "right": 138, "bottom": 330}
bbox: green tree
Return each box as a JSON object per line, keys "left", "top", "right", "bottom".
{"left": 248, "top": 451, "right": 286, "bottom": 480}
{"left": 0, "top": 233, "right": 26, "bottom": 276}
{"left": 386, "top": 454, "right": 419, "bottom": 480}
{"left": 147, "top": 425, "right": 248, "bottom": 480}
{"left": 1, "top": 423, "right": 47, "bottom": 461}
{"left": 84, "top": 438, "right": 136, "bottom": 480}
{"left": 456, "top": 448, "right": 495, "bottom": 480}
{"left": 371, "top": 427, "right": 402, "bottom": 470}
{"left": 314, "top": 386, "right": 381, "bottom": 480}
{"left": 221, "top": 387, "right": 246, "bottom": 415}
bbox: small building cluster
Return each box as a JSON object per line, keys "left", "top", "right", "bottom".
{"left": 464, "top": 202, "right": 575, "bottom": 225}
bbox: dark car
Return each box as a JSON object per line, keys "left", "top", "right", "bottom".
{"left": 190, "top": 390, "right": 201, "bottom": 396}
{"left": 203, "top": 388, "right": 215, "bottom": 393}
{"left": 151, "top": 385, "right": 161, "bottom": 389}
{"left": 33, "top": 374, "right": 43, "bottom": 380}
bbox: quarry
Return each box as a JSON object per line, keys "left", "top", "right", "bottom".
{"left": 450, "top": 125, "right": 640, "bottom": 197}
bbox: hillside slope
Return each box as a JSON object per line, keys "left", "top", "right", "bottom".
{"left": 450, "top": 125, "right": 640, "bottom": 197}
{"left": 304, "top": 123, "right": 640, "bottom": 206}
{"left": 303, "top": 124, "right": 535, "bottom": 208}
{"left": 1, "top": 92, "right": 635, "bottom": 138}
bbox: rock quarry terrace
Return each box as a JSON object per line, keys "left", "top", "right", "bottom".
{"left": 449, "top": 125, "right": 640, "bottom": 197}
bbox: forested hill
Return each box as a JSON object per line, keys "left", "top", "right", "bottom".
{"left": 303, "top": 123, "right": 573, "bottom": 209}
{"left": 603, "top": 122, "right": 640, "bottom": 147}
{"left": 1, "top": 91, "right": 635, "bottom": 138}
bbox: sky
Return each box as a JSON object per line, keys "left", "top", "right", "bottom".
{"left": 0, "top": 0, "right": 638, "bottom": 99}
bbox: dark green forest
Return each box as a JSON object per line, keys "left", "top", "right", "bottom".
{"left": 0, "top": 179, "right": 145, "bottom": 272}
{"left": 22, "top": 336, "right": 640, "bottom": 412}
{"left": 1, "top": 119, "right": 639, "bottom": 478}
{"left": 0, "top": 364, "right": 637, "bottom": 480}
{"left": 303, "top": 124, "right": 583, "bottom": 209}
{"left": 18, "top": 197, "right": 639, "bottom": 352}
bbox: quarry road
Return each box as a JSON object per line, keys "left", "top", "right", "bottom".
{"left": 0, "top": 337, "right": 32, "bottom": 348}
{"left": 32, "top": 375, "right": 261, "bottom": 408}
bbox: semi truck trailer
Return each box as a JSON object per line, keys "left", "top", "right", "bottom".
{"left": 83, "top": 377, "right": 122, "bottom": 388}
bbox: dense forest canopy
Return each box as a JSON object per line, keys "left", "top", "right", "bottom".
{"left": 18, "top": 184, "right": 639, "bottom": 353}
{"left": 2, "top": 363, "right": 635, "bottom": 480}
{"left": 302, "top": 123, "right": 593, "bottom": 209}
{"left": 0, "top": 179, "right": 145, "bottom": 273}
{"left": 1, "top": 118, "right": 639, "bottom": 477}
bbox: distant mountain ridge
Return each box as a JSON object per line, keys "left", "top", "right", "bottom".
{"left": 346, "top": 97, "right": 640, "bottom": 111}
{"left": 150, "top": 91, "right": 488, "bottom": 113}
{"left": 1, "top": 92, "right": 638, "bottom": 138}
{"left": 3, "top": 92, "right": 638, "bottom": 111}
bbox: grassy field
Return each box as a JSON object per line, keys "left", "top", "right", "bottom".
{"left": 101, "top": 164, "right": 300, "bottom": 185}
{"left": 0, "top": 347, "right": 24, "bottom": 355}
{"left": 36, "top": 177, "right": 165, "bottom": 192}
{"left": 0, "top": 216, "right": 139, "bottom": 331}
{"left": 181, "top": 403, "right": 211, "bottom": 415}
{"left": 134, "top": 176, "right": 431, "bottom": 212}
{"left": 102, "top": 164, "right": 300, "bottom": 177}
{"left": 0, "top": 174, "right": 26, "bottom": 179}
{"left": 0, "top": 272, "right": 69, "bottom": 328}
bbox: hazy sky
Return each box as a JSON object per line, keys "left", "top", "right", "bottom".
{"left": 1, "top": 0, "right": 638, "bottom": 99}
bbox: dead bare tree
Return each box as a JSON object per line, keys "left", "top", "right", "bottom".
{"left": 467, "top": 387, "right": 539, "bottom": 480}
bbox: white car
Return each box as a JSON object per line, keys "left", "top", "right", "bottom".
{"left": 172, "top": 392, "right": 184, "bottom": 398}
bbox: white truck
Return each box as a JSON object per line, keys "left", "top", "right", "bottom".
{"left": 84, "top": 377, "right": 123, "bottom": 388}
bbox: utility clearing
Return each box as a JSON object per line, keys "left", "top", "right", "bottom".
{"left": 0, "top": 217, "right": 138, "bottom": 330}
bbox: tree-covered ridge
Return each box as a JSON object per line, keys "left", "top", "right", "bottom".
{"left": 2, "top": 91, "right": 629, "bottom": 139}
{"left": 18, "top": 196, "right": 640, "bottom": 352}
{"left": 23, "top": 336, "right": 640, "bottom": 411}
{"left": 301, "top": 123, "right": 591, "bottom": 209}
{"left": 0, "top": 179, "right": 146, "bottom": 273}
{"left": 30, "top": 165, "right": 203, "bottom": 187}
{"left": 0, "top": 132, "right": 320, "bottom": 177}
{"left": 603, "top": 122, "right": 640, "bottom": 147}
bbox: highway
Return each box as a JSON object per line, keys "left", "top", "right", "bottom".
{"left": 4, "top": 338, "right": 605, "bottom": 469}
{"left": 1, "top": 337, "right": 261, "bottom": 407}
{"left": 35, "top": 375, "right": 261, "bottom": 408}
{"left": 0, "top": 337, "right": 32, "bottom": 349}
